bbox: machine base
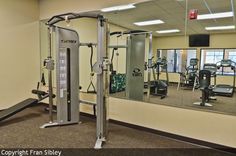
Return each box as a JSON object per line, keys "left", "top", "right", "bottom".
{"left": 40, "top": 121, "right": 78, "bottom": 128}
{"left": 40, "top": 122, "right": 59, "bottom": 128}
{"left": 193, "top": 102, "right": 213, "bottom": 107}
{"left": 94, "top": 137, "right": 106, "bottom": 149}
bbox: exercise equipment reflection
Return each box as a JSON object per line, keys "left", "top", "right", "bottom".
{"left": 193, "top": 70, "right": 213, "bottom": 107}
{"left": 177, "top": 58, "right": 199, "bottom": 91}
{"left": 148, "top": 57, "right": 169, "bottom": 99}
{"left": 109, "top": 31, "right": 153, "bottom": 101}
{"left": 213, "top": 59, "right": 236, "bottom": 97}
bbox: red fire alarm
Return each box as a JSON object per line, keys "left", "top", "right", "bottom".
{"left": 189, "top": 9, "right": 198, "bottom": 20}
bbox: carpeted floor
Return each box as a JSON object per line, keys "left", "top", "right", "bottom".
{"left": 0, "top": 105, "right": 234, "bottom": 156}
{"left": 112, "top": 85, "right": 236, "bottom": 116}
{"left": 0, "top": 105, "right": 199, "bottom": 149}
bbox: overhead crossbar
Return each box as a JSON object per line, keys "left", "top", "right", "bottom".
{"left": 110, "top": 30, "right": 151, "bottom": 37}
{"left": 47, "top": 12, "right": 104, "bottom": 26}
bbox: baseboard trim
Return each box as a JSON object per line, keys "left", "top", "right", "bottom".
{"left": 109, "top": 119, "right": 236, "bottom": 154}
{"left": 40, "top": 103, "right": 236, "bottom": 154}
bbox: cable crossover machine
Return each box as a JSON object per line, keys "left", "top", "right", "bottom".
{"left": 42, "top": 12, "right": 110, "bottom": 149}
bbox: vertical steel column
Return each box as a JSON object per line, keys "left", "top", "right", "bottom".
{"left": 147, "top": 33, "right": 153, "bottom": 100}
{"left": 48, "top": 27, "right": 54, "bottom": 123}
{"left": 95, "top": 18, "right": 109, "bottom": 149}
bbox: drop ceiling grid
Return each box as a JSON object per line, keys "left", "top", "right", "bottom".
{"left": 101, "top": 0, "right": 236, "bottom": 36}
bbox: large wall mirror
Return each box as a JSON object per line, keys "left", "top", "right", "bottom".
{"left": 39, "top": 0, "right": 236, "bottom": 116}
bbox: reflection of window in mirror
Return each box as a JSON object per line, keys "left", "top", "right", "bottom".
{"left": 175, "top": 50, "right": 183, "bottom": 73}
{"left": 201, "top": 49, "right": 224, "bottom": 75}
{"left": 158, "top": 49, "right": 197, "bottom": 73}
{"left": 186, "top": 50, "right": 197, "bottom": 67}
{"left": 166, "top": 50, "right": 175, "bottom": 72}
{"left": 224, "top": 49, "right": 236, "bottom": 75}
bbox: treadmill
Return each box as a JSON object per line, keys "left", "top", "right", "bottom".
{"left": 212, "top": 59, "right": 236, "bottom": 97}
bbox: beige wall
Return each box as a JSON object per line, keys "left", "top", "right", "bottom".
{"left": 0, "top": 0, "right": 40, "bottom": 109}
{"left": 154, "top": 33, "right": 236, "bottom": 85}
{"left": 154, "top": 33, "right": 236, "bottom": 49}
{"left": 2, "top": 0, "right": 234, "bottom": 148}
{"left": 80, "top": 94, "right": 236, "bottom": 148}
{"left": 39, "top": 0, "right": 149, "bottom": 20}
{"left": 109, "top": 97, "right": 236, "bottom": 148}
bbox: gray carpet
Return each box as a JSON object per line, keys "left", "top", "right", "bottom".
{"left": 112, "top": 85, "right": 236, "bottom": 116}
{"left": 0, "top": 105, "right": 198, "bottom": 149}
{"left": 0, "top": 105, "right": 234, "bottom": 156}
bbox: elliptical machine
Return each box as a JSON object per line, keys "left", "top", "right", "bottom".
{"left": 149, "top": 57, "right": 168, "bottom": 99}
{"left": 177, "top": 58, "right": 199, "bottom": 91}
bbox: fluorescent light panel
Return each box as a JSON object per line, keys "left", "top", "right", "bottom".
{"left": 197, "top": 11, "right": 233, "bottom": 20}
{"left": 156, "top": 29, "right": 180, "bottom": 34}
{"left": 134, "top": 20, "right": 164, "bottom": 26}
{"left": 101, "top": 4, "right": 135, "bottom": 12}
{"left": 205, "top": 25, "right": 235, "bottom": 30}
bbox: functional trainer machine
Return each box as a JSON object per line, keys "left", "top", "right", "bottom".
{"left": 41, "top": 12, "right": 109, "bottom": 149}
{"left": 212, "top": 59, "right": 236, "bottom": 97}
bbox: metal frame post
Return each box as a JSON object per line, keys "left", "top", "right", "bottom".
{"left": 47, "top": 27, "right": 55, "bottom": 124}
{"left": 147, "top": 33, "right": 153, "bottom": 100}
{"left": 95, "top": 18, "right": 109, "bottom": 149}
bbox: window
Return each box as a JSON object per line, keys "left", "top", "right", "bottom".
{"left": 223, "top": 49, "right": 236, "bottom": 75}
{"left": 186, "top": 49, "right": 197, "bottom": 67}
{"left": 225, "top": 49, "right": 236, "bottom": 62}
{"left": 158, "top": 49, "right": 197, "bottom": 73}
{"left": 200, "top": 48, "right": 236, "bottom": 75}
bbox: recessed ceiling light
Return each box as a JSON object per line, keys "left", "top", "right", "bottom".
{"left": 101, "top": 4, "right": 136, "bottom": 12}
{"left": 197, "top": 12, "right": 234, "bottom": 20}
{"left": 156, "top": 29, "right": 180, "bottom": 34}
{"left": 205, "top": 25, "right": 235, "bottom": 30}
{"left": 134, "top": 20, "right": 164, "bottom": 26}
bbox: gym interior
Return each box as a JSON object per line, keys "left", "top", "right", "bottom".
{"left": 1, "top": 0, "right": 236, "bottom": 155}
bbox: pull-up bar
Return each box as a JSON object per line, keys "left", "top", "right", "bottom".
{"left": 47, "top": 12, "right": 104, "bottom": 26}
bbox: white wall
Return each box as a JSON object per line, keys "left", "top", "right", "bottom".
{"left": 0, "top": 0, "right": 40, "bottom": 109}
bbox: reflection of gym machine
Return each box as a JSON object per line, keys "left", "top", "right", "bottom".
{"left": 193, "top": 70, "right": 213, "bottom": 107}
{"left": 40, "top": 13, "right": 109, "bottom": 149}
{"left": 109, "top": 31, "right": 153, "bottom": 101}
{"left": 203, "top": 63, "right": 217, "bottom": 101}
{"left": 149, "top": 57, "right": 168, "bottom": 99}
{"left": 109, "top": 32, "right": 127, "bottom": 94}
{"left": 213, "top": 59, "right": 236, "bottom": 97}
{"left": 193, "top": 63, "right": 218, "bottom": 107}
{"left": 177, "top": 58, "right": 199, "bottom": 91}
